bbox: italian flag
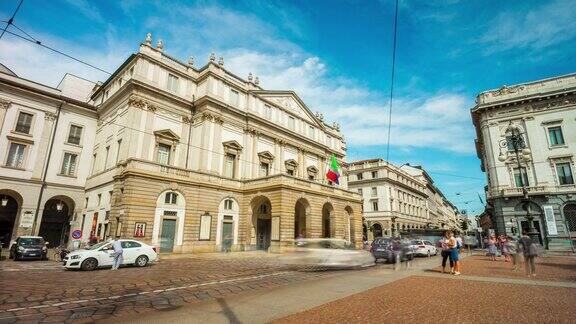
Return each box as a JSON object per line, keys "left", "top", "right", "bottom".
{"left": 326, "top": 154, "right": 340, "bottom": 184}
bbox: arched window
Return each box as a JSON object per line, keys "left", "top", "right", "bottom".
{"left": 164, "top": 192, "right": 178, "bottom": 204}
{"left": 224, "top": 199, "right": 234, "bottom": 210}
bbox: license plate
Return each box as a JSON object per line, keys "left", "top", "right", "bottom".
{"left": 29, "top": 254, "right": 38, "bottom": 256}
{"left": 376, "top": 248, "right": 385, "bottom": 251}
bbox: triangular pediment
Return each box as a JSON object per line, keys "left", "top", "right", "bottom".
{"left": 285, "top": 159, "right": 298, "bottom": 167}
{"left": 255, "top": 91, "right": 323, "bottom": 128}
{"left": 258, "top": 151, "right": 274, "bottom": 160}
{"left": 307, "top": 165, "right": 319, "bottom": 173}
{"left": 154, "top": 129, "right": 180, "bottom": 141}
{"left": 222, "top": 140, "right": 243, "bottom": 150}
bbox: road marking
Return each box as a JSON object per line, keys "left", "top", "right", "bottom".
{"left": 0, "top": 271, "right": 292, "bottom": 316}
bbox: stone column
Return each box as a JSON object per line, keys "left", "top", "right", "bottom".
{"left": 0, "top": 98, "right": 11, "bottom": 134}
{"left": 140, "top": 105, "right": 156, "bottom": 161}
{"left": 251, "top": 130, "right": 258, "bottom": 177}
{"left": 32, "top": 112, "right": 57, "bottom": 179}
{"left": 211, "top": 117, "right": 224, "bottom": 173}
{"left": 198, "top": 113, "right": 212, "bottom": 172}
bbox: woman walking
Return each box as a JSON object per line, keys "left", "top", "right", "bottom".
{"left": 447, "top": 231, "right": 461, "bottom": 276}
{"left": 440, "top": 231, "right": 454, "bottom": 274}
{"left": 487, "top": 234, "right": 498, "bottom": 261}
{"left": 500, "top": 235, "right": 510, "bottom": 262}
{"left": 519, "top": 231, "right": 538, "bottom": 277}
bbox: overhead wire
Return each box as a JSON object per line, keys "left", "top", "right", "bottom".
{"left": 0, "top": 0, "right": 24, "bottom": 40}
{"left": 385, "top": 0, "right": 399, "bottom": 162}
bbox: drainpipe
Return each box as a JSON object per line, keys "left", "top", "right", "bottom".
{"left": 32, "top": 101, "right": 64, "bottom": 234}
{"left": 185, "top": 95, "right": 195, "bottom": 169}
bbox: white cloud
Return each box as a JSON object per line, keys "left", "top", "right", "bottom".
{"left": 480, "top": 0, "right": 576, "bottom": 53}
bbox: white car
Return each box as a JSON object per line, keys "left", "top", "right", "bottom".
{"left": 63, "top": 239, "right": 157, "bottom": 271}
{"left": 409, "top": 239, "right": 438, "bottom": 257}
{"left": 279, "top": 238, "right": 375, "bottom": 269}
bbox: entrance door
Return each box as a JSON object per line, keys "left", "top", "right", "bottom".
{"left": 0, "top": 195, "right": 18, "bottom": 247}
{"left": 257, "top": 219, "right": 271, "bottom": 250}
{"left": 160, "top": 219, "right": 176, "bottom": 253}
{"left": 521, "top": 220, "right": 543, "bottom": 245}
{"left": 221, "top": 221, "right": 233, "bottom": 252}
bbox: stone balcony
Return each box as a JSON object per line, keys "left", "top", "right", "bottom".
{"left": 488, "top": 184, "right": 576, "bottom": 199}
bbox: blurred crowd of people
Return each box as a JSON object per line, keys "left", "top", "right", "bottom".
{"left": 486, "top": 231, "right": 539, "bottom": 277}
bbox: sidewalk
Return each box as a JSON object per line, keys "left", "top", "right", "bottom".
{"left": 156, "top": 250, "right": 276, "bottom": 261}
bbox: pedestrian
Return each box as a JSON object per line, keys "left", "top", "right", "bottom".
{"left": 519, "top": 231, "right": 538, "bottom": 277}
{"left": 501, "top": 235, "right": 510, "bottom": 262}
{"left": 487, "top": 234, "right": 498, "bottom": 261}
{"left": 110, "top": 239, "right": 123, "bottom": 270}
{"left": 505, "top": 235, "right": 519, "bottom": 271}
{"left": 440, "top": 231, "right": 454, "bottom": 274}
{"left": 446, "top": 231, "right": 461, "bottom": 276}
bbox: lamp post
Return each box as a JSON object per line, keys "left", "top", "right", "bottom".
{"left": 497, "top": 122, "right": 539, "bottom": 243}
{"left": 391, "top": 216, "right": 397, "bottom": 238}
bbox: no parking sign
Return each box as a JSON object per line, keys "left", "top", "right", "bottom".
{"left": 71, "top": 230, "right": 82, "bottom": 240}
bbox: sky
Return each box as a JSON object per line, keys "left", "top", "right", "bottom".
{"left": 1, "top": 0, "right": 576, "bottom": 219}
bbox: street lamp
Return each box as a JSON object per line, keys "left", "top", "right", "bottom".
{"left": 1, "top": 196, "right": 8, "bottom": 207}
{"left": 497, "top": 122, "right": 539, "bottom": 243}
{"left": 391, "top": 216, "right": 397, "bottom": 237}
{"left": 56, "top": 200, "right": 64, "bottom": 212}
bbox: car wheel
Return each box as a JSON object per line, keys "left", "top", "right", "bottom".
{"left": 135, "top": 255, "right": 149, "bottom": 267}
{"left": 81, "top": 258, "right": 98, "bottom": 271}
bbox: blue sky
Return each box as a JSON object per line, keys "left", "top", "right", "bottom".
{"left": 2, "top": 0, "right": 576, "bottom": 217}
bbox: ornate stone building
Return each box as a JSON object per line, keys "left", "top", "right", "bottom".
{"left": 346, "top": 159, "right": 461, "bottom": 240}
{"left": 472, "top": 73, "right": 576, "bottom": 251}
{"left": 0, "top": 34, "right": 361, "bottom": 253}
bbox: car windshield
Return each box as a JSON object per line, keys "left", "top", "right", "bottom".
{"left": 411, "top": 241, "right": 423, "bottom": 245}
{"left": 20, "top": 238, "right": 43, "bottom": 246}
{"left": 373, "top": 239, "right": 391, "bottom": 246}
{"left": 85, "top": 241, "right": 110, "bottom": 250}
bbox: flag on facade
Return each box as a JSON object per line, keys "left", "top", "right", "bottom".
{"left": 326, "top": 154, "right": 340, "bottom": 184}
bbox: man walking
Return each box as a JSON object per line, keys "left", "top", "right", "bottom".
{"left": 111, "top": 239, "right": 123, "bottom": 270}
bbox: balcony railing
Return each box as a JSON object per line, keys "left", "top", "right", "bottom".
{"left": 487, "top": 184, "right": 576, "bottom": 199}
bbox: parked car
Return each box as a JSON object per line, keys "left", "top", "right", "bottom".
{"left": 370, "top": 237, "right": 414, "bottom": 263}
{"left": 279, "top": 238, "right": 375, "bottom": 269}
{"left": 63, "top": 239, "right": 157, "bottom": 271}
{"left": 9, "top": 236, "right": 48, "bottom": 261}
{"left": 409, "top": 239, "right": 438, "bottom": 257}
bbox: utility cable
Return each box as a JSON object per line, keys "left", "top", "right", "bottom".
{"left": 385, "top": 0, "right": 399, "bottom": 162}
{"left": 0, "top": 0, "right": 24, "bottom": 40}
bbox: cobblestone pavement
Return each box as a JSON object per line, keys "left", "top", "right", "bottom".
{"left": 276, "top": 275, "right": 576, "bottom": 324}
{"left": 0, "top": 254, "right": 343, "bottom": 323}
{"left": 433, "top": 254, "right": 576, "bottom": 282}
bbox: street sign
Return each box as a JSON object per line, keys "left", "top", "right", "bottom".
{"left": 19, "top": 212, "right": 34, "bottom": 228}
{"left": 71, "top": 230, "right": 82, "bottom": 239}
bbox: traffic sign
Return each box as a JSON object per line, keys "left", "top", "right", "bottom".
{"left": 71, "top": 230, "right": 82, "bottom": 239}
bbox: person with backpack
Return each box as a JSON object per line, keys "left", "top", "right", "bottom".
{"left": 519, "top": 231, "right": 538, "bottom": 277}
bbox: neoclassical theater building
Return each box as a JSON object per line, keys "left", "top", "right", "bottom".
{"left": 0, "top": 34, "right": 361, "bottom": 253}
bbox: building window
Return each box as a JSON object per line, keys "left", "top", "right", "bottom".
{"left": 260, "top": 162, "right": 269, "bottom": 177}
{"left": 265, "top": 105, "right": 272, "bottom": 119}
{"left": 358, "top": 188, "right": 363, "bottom": 196}
{"left": 259, "top": 204, "right": 267, "bottom": 214}
{"left": 165, "top": 192, "right": 178, "bottom": 204}
{"left": 288, "top": 116, "right": 295, "bottom": 131}
{"left": 308, "top": 174, "right": 315, "bottom": 181}
{"left": 513, "top": 168, "right": 529, "bottom": 187}
{"left": 371, "top": 187, "right": 377, "bottom": 196}
{"left": 229, "top": 89, "right": 239, "bottom": 106}
{"left": 104, "top": 146, "right": 110, "bottom": 169}
{"left": 287, "top": 169, "right": 294, "bottom": 176}
{"left": 116, "top": 139, "right": 122, "bottom": 163}
{"left": 98, "top": 193, "right": 102, "bottom": 205}
{"left": 548, "top": 126, "right": 565, "bottom": 146}
{"left": 85, "top": 197, "right": 89, "bottom": 208}
{"left": 371, "top": 171, "right": 378, "bottom": 178}
{"left": 326, "top": 136, "right": 332, "bottom": 148}
{"left": 372, "top": 200, "right": 379, "bottom": 211}
{"left": 6, "top": 143, "right": 26, "bottom": 168}
{"left": 556, "top": 163, "right": 574, "bottom": 185}
{"left": 60, "top": 152, "right": 78, "bottom": 176}
{"left": 157, "top": 144, "right": 171, "bottom": 165}
{"left": 67, "top": 125, "right": 83, "bottom": 145}
{"left": 224, "top": 153, "right": 236, "bottom": 178}
{"left": 357, "top": 173, "right": 363, "bottom": 181}
{"left": 167, "top": 74, "right": 179, "bottom": 93}
{"left": 15, "top": 112, "right": 33, "bottom": 134}
{"left": 308, "top": 126, "right": 314, "bottom": 138}
{"left": 224, "top": 199, "right": 233, "bottom": 210}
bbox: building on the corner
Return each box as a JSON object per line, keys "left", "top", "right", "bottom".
{"left": 346, "top": 159, "right": 461, "bottom": 241}
{"left": 0, "top": 34, "right": 362, "bottom": 253}
{"left": 471, "top": 73, "right": 576, "bottom": 251}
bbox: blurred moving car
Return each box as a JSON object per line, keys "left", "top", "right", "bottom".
{"left": 409, "top": 239, "right": 438, "bottom": 257}
{"left": 370, "top": 237, "right": 414, "bottom": 263}
{"left": 63, "top": 239, "right": 157, "bottom": 271}
{"left": 9, "top": 236, "right": 48, "bottom": 261}
{"left": 279, "top": 238, "right": 375, "bottom": 269}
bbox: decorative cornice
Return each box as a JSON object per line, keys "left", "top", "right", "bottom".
{"left": 128, "top": 95, "right": 157, "bottom": 112}
{"left": 44, "top": 112, "right": 57, "bottom": 121}
{"left": 182, "top": 116, "right": 193, "bottom": 124}
{"left": 532, "top": 95, "right": 576, "bottom": 111}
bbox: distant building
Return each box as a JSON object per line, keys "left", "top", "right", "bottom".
{"left": 471, "top": 73, "right": 576, "bottom": 251}
{"left": 0, "top": 33, "right": 362, "bottom": 253}
{"left": 346, "top": 159, "right": 461, "bottom": 241}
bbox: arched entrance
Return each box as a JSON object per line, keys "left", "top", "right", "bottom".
{"left": 294, "top": 198, "right": 310, "bottom": 238}
{"left": 39, "top": 197, "right": 73, "bottom": 248}
{"left": 0, "top": 191, "right": 22, "bottom": 247}
{"left": 564, "top": 203, "right": 576, "bottom": 233}
{"left": 372, "top": 223, "right": 383, "bottom": 238}
{"left": 251, "top": 196, "right": 272, "bottom": 250}
{"left": 322, "top": 203, "right": 334, "bottom": 238}
{"left": 345, "top": 206, "right": 354, "bottom": 243}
